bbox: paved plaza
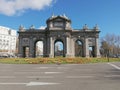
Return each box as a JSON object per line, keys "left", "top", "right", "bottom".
{"left": 0, "top": 62, "right": 120, "bottom": 90}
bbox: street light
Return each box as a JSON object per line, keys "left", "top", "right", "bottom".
{"left": 107, "top": 49, "right": 110, "bottom": 62}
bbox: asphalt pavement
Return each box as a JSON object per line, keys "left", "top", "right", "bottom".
{"left": 0, "top": 62, "right": 120, "bottom": 90}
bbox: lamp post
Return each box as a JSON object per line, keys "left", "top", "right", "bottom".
{"left": 107, "top": 49, "right": 110, "bottom": 62}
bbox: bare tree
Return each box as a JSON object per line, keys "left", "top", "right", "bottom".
{"left": 100, "top": 34, "right": 120, "bottom": 57}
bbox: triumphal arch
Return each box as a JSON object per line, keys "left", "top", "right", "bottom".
{"left": 18, "top": 15, "right": 100, "bottom": 58}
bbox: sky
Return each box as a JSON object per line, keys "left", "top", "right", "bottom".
{"left": 0, "top": 0, "right": 120, "bottom": 37}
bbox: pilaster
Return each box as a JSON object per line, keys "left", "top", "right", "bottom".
{"left": 71, "top": 38, "right": 75, "bottom": 57}
{"left": 29, "top": 37, "right": 35, "bottom": 57}
{"left": 49, "top": 37, "right": 54, "bottom": 58}
{"left": 95, "top": 38, "right": 101, "bottom": 57}
{"left": 65, "top": 37, "right": 71, "bottom": 57}
{"left": 18, "top": 37, "right": 23, "bottom": 57}
{"left": 84, "top": 38, "right": 89, "bottom": 57}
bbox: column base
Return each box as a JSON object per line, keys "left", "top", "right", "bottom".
{"left": 96, "top": 55, "right": 101, "bottom": 58}
{"left": 65, "top": 54, "right": 75, "bottom": 58}
{"left": 18, "top": 54, "right": 23, "bottom": 57}
{"left": 48, "top": 54, "right": 54, "bottom": 58}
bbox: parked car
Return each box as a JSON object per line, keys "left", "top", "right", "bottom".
{"left": 116, "top": 54, "right": 120, "bottom": 58}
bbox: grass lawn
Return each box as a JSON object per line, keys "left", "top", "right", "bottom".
{"left": 0, "top": 57, "right": 120, "bottom": 64}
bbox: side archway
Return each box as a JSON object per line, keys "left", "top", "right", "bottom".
{"left": 23, "top": 46, "right": 30, "bottom": 58}
{"left": 34, "top": 40, "right": 43, "bottom": 57}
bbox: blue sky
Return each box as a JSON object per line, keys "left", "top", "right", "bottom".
{"left": 0, "top": 0, "right": 120, "bottom": 37}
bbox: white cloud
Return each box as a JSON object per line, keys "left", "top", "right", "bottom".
{"left": 0, "top": 0, "right": 55, "bottom": 16}
{"left": 39, "top": 26, "right": 46, "bottom": 29}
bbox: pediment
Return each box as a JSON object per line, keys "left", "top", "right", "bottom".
{"left": 46, "top": 15, "right": 71, "bottom": 24}
{"left": 54, "top": 18, "right": 64, "bottom": 22}
{"left": 46, "top": 15, "right": 72, "bottom": 29}
{"left": 52, "top": 16, "right": 66, "bottom": 22}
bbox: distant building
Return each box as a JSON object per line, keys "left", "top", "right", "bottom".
{"left": 0, "top": 26, "right": 17, "bottom": 57}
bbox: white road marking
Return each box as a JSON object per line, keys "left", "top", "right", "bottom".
{"left": 75, "top": 69, "right": 93, "bottom": 71}
{"left": 14, "top": 72, "right": 41, "bottom": 74}
{"left": 57, "top": 67, "right": 69, "bottom": 69}
{"left": 15, "top": 71, "right": 63, "bottom": 75}
{"left": 35, "top": 67, "right": 53, "bottom": 69}
{"left": 26, "top": 82, "right": 60, "bottom": 86}
{"left": 66, "top": 76, "right": 94, "bottom": 79}
{"left": 0, "top": 82, "right": 60, "bottom": 86}
{"left": 44, "top": 72, "right": 63, "bottom": 74}
{"left": 27, "top": 76, "right": 54, "bottom": 79}
{"left": 108, "top": 63, "right": 120, "bottom": 70}
{"left": 35, "top": 67, "right": 68, "bottom": 69}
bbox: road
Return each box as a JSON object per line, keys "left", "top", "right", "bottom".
{"left": 0, "top": 62, "right": 120, "bottom": 90}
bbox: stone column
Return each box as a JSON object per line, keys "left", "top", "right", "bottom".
{"left": 45, "top": 37, "right": 50, "bottom": 57}
{"left": 95, "top": 38, "right": 101, "bottom": 57}
{"left": 29, "top": 37, "right": 35, "bottom": 57}
{"left": 43, "top": 40, "right": 46, "bottom": 57}
{"left": 65, "top": 37, "right": 71, "bottom": 57}
{"left": 49, "top": 37, "right": 54, "bottom": 58}
{"left": 84, "top": 38, "right": 89, "bottom": 57}
{"left": 71, "top": 38, "right": 75, "bottom": 57}
{"left": 18, "top": 37, "right": 23, "bottom": 57}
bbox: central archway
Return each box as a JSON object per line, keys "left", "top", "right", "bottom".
{"left": 54, "top": 40, "right": 64, "bottom": 57}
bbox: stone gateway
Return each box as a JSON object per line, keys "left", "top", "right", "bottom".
{"left": 18, "top": 15, "right": 100, "bottom": 58}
